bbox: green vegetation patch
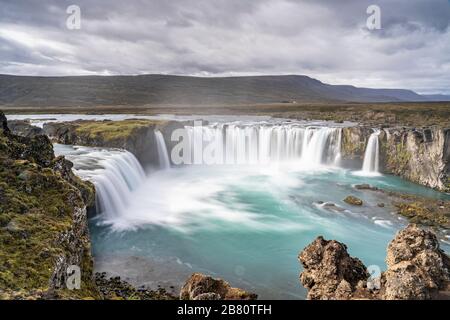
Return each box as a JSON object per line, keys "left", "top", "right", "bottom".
{"left": 73, "top": 120, "right": 168, "bottom": 142}
{"left": 0, "top": 113, "right": 98, "bottom": 299}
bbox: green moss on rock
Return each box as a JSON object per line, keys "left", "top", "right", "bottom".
{"left": 343, "top": 196, "right": 363, "bottom": 206}
{"left": 0, "top": 111, "right": 98, "bottom": 299}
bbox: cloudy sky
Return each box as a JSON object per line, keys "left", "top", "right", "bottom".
{"left": 1, "top": 0, "right": 449, "bottom": 94}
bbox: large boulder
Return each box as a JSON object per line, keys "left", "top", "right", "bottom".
{"left": 180, "top": 273, "right": 257, "bottom": 300}
{"left": 299, "top": 224, "right": 450, "bottom": 300}
{"left": 382, "top": 224, "right": 450, "bottom": 300}
{"left": 298, "top": 236, "right": 369, "bottom": 300}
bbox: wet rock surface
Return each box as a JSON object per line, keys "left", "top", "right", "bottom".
{"left": 180, "top": 273, "right": 257, "bottom": 300}
{"left": 95, "top": 272, "right": 176, "bottom": 300}
{"left": 343, "top": 195, "right": 363, "bottom": 206}
{"left": 352, "top": 183, "right": 450, "bottom": 231}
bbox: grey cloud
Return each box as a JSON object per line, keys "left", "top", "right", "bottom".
{"left": 0, "top": 0, "right": 449, "bottom": 94}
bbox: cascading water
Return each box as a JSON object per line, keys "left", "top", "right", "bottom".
{"left": 53, "top": 144, "right": 146, "bottom": 218}
{"left": 183, "top": 123, "right": 342, "bottom": 166}
{"left": 361, "top": 129, "right": 381, "bottom": 174}
{"left": 50, "top": 118, "right": 450, "bottom": 300}
{"left": 155, "top": 130, "right": 171, "bottom": 170}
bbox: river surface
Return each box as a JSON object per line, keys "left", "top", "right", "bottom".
{"left": 53, "top": 124, "right": 450, "bottom": 300}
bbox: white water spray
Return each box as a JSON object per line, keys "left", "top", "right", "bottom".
{"left": 155, "top": 130, "right": 171, "bottom": 170}
{"left": 54, "top": 144, "right": 146, "bottom": 218}
{"left": 362, "top": 130, "right": 381, "bottom": 174}
{"left": 183, "top": 123, "right": 342, "bottom": 166}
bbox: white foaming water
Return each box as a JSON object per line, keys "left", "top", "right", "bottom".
{"left": 155, "top": 130, "right": 171, "bottom": 170}
{"left": 184, "top": 123, "right": 342, "bottom": 166}
{"left": 54, "top": 144, "right": 146, "bottom": 218}
{"left": 360, "top": 130, "right": 381, "bottom": 175}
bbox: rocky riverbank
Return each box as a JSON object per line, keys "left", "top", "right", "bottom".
{"left": 299, "top": 224, "right": 450, "bottom": 300}
{"left": 342, "top": 126, "right": 450, "bottom": 193}
{"left": 0, "top": 111, "right": 98, "bottom": 299}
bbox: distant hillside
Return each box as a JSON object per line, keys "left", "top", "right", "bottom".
{"left": 0, "top": 74, "right": 430, "bottom": 107}
{"left": 422, "top": 94, "right": 450, "bottom": 102}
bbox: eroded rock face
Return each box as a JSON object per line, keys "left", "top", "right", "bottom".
{"left": 0, "top": 111, "right": 98, "bottom": 299}
{"left": 382, "top": 225, "right": 450, "bottom": 300}
{"left": 298, "top": 236, "right": 369, "bottom": 300}
{"left": 299, "top": 225, "right": 450, "bottom": 300}
{"left": 180, "top": 273, "right": 257, "bottom": 300}
{"left": 43, "top": 120, "right": 185, "bottom": 170}
{"left": 382, "top": 128, "right": 450, "bottom": 193}
{"left": 341, "top": 126, "right": 450, "bottom": 192}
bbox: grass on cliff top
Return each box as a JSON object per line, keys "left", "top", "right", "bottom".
{"left": 73, "top": 119, "right": 168, "bottom": 141}
{"left": 3, "top": 101, "right": 450, "bottom": 127}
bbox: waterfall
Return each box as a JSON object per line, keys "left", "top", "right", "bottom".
{"left": 53, "top": 144, "right": 146, "bottom": 218}
{"left": 362, "top": 130, "right": 381, "bottom": 173}
{"left": 155, "top": 130, "right": 171, "bottom": 170}
{"left": 183, "top": 123, "right": 342, "bottom": 166}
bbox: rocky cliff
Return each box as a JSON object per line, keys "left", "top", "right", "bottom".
{"left": 342, "top": 126, "right": 450, "bottom": 192}
{"left": 43, "top": 120, "right": 184, "bottom": 170}
{"left": 299, "top": 224, "right": 450, "bottom": 300}
{"left": 0, "top": 111, "right": 98, "bottom": 299}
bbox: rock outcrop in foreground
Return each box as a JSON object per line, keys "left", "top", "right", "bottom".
{"left": 299, "top": 225, "right": 450, "bottom": 300}
{"left": 298, "top": 237, "right": 370, "bottom": 300}
{"left": 383, "top": 225, "right": 450, "bottom": 299}
{"left": 0, "top": 111, "right": 97, "bottom": 299}
{"left": 180, "top": 273, "right": 257, "bottom": 300}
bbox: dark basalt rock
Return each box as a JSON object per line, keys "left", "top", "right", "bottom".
{"left": 94, "top": 272, "right": 176, "bottom": 300}
{"left": 7, "top": 120, "right": 44, "bottom": 138}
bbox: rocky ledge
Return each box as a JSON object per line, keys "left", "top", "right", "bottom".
{"left": 0, "top": 111, "right": 97, "bottom": 299}
{"left": 43, "top": 119, "right": 184, "bottom": 170}
{"left": 342, "top": 126, "right": 450, "bottom": 193}
{"left": 299, "top": 224, "right": 450, "bottom": 300}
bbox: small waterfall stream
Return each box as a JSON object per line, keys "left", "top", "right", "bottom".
{"left": 155, "top": 130, "right": 171, "bottom": 170}
{"left": 361, "top": 130, "right": 381, "bottom": 174}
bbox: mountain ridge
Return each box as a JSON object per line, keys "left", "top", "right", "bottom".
{"left": 0, "top": 74, "right": 441, "bottom": 107}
